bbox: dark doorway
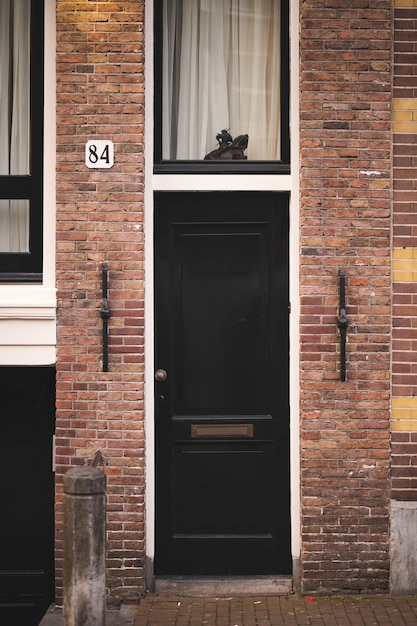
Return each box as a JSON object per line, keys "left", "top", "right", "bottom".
{"left": 154, "top": 192, "right": 291, "bottom": 575}
{"left": 0, "top": 367, "right": 55, "bottom": 625}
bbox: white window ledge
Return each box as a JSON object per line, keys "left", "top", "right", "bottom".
{"left": 0, "top": 287, "right": 56, "bottom": 365}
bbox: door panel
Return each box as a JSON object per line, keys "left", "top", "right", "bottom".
{"left": 178, "top": 228, "right": 268, "bottom": 412}
{"left": 173, "top": 443, "right": 274, "bottom": 534}
{"left": 155, "top": 192, "right": 291, "bottom": 575}
{"left": 0, "top": 367, "right": 55, "bottom": 625}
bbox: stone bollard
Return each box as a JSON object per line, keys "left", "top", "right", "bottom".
{"left": 63, "top": 466, "right": 106, "bottom": 626}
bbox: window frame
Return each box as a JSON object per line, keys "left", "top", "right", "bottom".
{"left": 153, "top": 0, "right": 289, "bottom": 175}
{"left": 0, "top": 0, "right": 44, "bottom": 282}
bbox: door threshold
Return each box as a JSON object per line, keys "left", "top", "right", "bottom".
{"left": 154, "top": 575, "right": 293, "bottom": 596}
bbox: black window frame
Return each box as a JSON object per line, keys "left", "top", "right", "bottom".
{"left": 0, "top": 0, "right": 44, "bottom": 282}
{"left": 154, "top": 0, "right": 290, "bottom": 175}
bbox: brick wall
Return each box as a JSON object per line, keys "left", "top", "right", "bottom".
{"left": 392, "top": 0, "right": 417, "bottom": 503}
{"left": 52, "top": 0, "right": 399, "bottom": 600}
{"left": 55, "top": 1, "right": 145, "bottom": 603}
{"left": 299, "top": 0, "right": 392, "bottom": 592}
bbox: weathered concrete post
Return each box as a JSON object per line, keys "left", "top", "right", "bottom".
{"left": 63, "top": 466, "right": 106, "bottom": 626}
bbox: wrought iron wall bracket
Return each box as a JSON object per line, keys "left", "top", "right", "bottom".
{"left": 337, "top": 268, "right": 348, "bottom": 382}
{"left": 99, "top": 263, "right": 110, "bottom": 372}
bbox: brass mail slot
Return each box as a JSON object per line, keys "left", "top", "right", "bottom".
{"left": 191, "top": 424, "right": 254, "bottom": 439}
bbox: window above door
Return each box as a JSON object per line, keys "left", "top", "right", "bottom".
{"left": 0, "top": 0, "right": 44, "bottom": 281}
{"left": 154, "top": 0, "right": 289, "bottom": 174}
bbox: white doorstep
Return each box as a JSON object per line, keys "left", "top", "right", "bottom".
{"left": 154, "top": 576, "right": 293, "bottom": 596}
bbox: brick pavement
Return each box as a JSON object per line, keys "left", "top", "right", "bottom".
{"left": 133, "top": 594, "right": 417, "bottom": 626}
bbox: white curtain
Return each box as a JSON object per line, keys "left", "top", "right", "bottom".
{"left": 163, "top": 0, "right": 281, "bottom": 160}
{"left": 0, "top": 0, "right": 30, "bottom": 252}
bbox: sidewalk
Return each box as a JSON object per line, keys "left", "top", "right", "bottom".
{"left": 133, "top": 594, "right": 417, "bottom": 625}
{"left": 39, "top": 603, "right": 136, "bottom": 625}
{"left": 41, "top": 593, "right": 417, "bottom": 625}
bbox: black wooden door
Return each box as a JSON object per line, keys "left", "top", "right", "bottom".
{"left": 154, "top": 192, "right": 291, "bottom": 575}
{"left": 0, "top": 367, "right": 55, "bottom": 625}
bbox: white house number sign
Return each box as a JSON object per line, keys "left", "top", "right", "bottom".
{"left": 85, "top": 140, "right": 114, "bottom": 169}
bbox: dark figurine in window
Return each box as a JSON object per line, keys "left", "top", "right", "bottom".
{"left": 204, "top": 129, "right": 249, "bottom": 160}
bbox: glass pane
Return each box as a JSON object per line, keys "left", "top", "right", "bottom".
{"left": 162, "top": 0, "right": 281, "bottom": 161}
{"left": 0, "top": 0, "right": 31, "bottom": 176}
{"left": 0, "top": 200, "right": 30, "bottom": 252}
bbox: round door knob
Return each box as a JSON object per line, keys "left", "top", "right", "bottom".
{"left": 155, "top": 369, "right": 167, "bottom": 382}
